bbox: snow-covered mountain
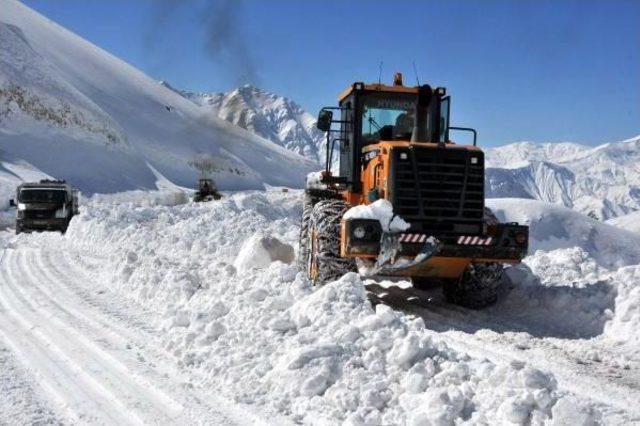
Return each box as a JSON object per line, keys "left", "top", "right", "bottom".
{"left": 173, "top": 84, "right": 326, "bottom": 164}
{"left": 0, "top": 0, "right": 315, "bottom": 195}
{"left": 485, "top": 136, "right": 640, "bottom": 220}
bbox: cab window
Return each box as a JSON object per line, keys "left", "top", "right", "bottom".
{"left": 361, "top": 93, "right": 421, "bottom": 143}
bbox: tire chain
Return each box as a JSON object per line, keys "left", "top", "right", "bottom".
{"left": 309, "top": 199, "right": 356, "bottom": 285}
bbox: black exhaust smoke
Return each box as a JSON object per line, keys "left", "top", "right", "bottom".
{"left": 145, "top": 0, "right": 259, "bottom": 86}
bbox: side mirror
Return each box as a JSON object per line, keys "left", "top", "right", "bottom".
{"left": 9, "top": 199, "right": 15, "bottom": 207}
{"left": 316, "top": 109, "right": 333, "bottom": 132}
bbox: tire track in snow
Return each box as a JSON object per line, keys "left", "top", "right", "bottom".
{"left": 0, "top": 246, "right": 288, "bottom": 426}
{"left": 17, "top": 249, "right": 185, "bottom": 419}
{"left": 367, "top": 281, "right": 640, "bottom": 421}
{"left": 46, "top": 246, "right": 295, "bottom": 426}
{"left": 0, "top": 249, "right": 142, "bottom": 425}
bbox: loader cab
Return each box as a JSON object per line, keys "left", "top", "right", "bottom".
{"left": 317, "top": 74, "right": 471, "bottom": 194}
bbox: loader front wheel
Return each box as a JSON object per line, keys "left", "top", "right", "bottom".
{"left": 307, "top": 199, "right": 356, "bottom": 285}
{"left": 297, "top": 192, "right": 316, "bottom": 272}
{"left": 443, "top": 263, "right": 504, "bottom": 309}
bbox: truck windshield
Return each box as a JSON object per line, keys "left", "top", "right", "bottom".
{"left": 19, "top": 189, "right": 66, "bottom": 204}
{"left": 361, "top": 93, "right": 425, "bottom": 143}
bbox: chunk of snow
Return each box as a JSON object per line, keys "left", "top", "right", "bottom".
{"left": 234, "top": 233, "right": 295, "bottom": 272}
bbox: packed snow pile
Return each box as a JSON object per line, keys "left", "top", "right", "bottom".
{"left": 0, "top": 0, "right": 315, "bottom": 194}
{"left": 488, "top": 198, "right": 640, "bottom": 268}
{"left": 485, "top": 136, "right": 640, "bottom": 220}
{"left": 9, "top": 191, "right": 631, "bottom": 423}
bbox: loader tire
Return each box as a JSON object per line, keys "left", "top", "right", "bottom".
{"left": 307, "top": 199, "right": 356, "bottom": 285}
{"left": 443, "top": 263, "right": 504, "bottom": 309}
{"left": 297, "top": 192, "right": 317, "bottom": 271}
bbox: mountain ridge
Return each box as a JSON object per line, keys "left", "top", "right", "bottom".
{"left": 485, "top": 135, "right": 640, "bottom": 220}
{"left": 172, "top": 84, "right": 326, "bottom": 164}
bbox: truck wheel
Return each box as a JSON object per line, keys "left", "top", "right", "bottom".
{"left": 307, "top": 199, "right": 356, "bottom": 285}
{"left": 15, "top": 224, "right": 22, "bottom": 235}
{"left": 443, "top": 263, "right": 504, "bottom": 309}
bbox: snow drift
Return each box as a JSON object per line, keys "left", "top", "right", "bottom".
{"left": 0, "top": 0, "right": 315, "bottom": 194}
{"left": 488, "top": 198, "right": 640, "bottom": 268}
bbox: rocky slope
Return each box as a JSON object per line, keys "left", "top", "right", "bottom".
{"left": 175, "top": 84, "right": 326, "bottom": 164}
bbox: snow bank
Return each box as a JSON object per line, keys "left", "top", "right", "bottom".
{"left": 89, "top": 189, "right": 189, "bottom": 207}
{"left": 488, "top": 198, "right": 640, "bottom": 268}
{"left": 494, "top": 248, "right": 616, "bottom": 339}
{"left": 604, "top": 265, "right": 640, "bottom": 344}
{"left": 42, "top": 190, "right": 598, "bottom": 424}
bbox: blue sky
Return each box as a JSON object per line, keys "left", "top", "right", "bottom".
{"left": 24, "top": 0, "right": 640, "bottom": 147}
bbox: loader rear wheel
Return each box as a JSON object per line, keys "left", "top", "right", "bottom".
{"left": 307, "top": 199, "right": 356, "bottom": 285}
{"left": 443, "top": 263, "right": 504, "bottom": 309}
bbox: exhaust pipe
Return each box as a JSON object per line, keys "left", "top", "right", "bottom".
{"left": 411, "top": 84, "right": 433, "bottom": 143}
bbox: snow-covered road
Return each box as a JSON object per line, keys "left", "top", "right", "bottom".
{"left": 1, "top": 189, "right": 639, "bottom": 424}
{"left": 0, "top": 245, "right": 282, "bottom": 425}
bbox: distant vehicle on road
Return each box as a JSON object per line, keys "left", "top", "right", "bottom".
{"left": 9, "top": 180, "right": 79, "bottom": 234}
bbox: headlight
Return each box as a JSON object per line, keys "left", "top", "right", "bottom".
{"left": 353, "top": 226, "right": 367, "bottom": 239}
{"left": 515, "top": 232, "right": 527, "bottom": 245}
{"left": 18, "top": 203, "right": 26, "bottom": 211}
{"left": 346, "top": 219, "right": 382, "bottom": 242}
{"left": 343, "top": 219, "right": 383, "bottom": 256}
{"left": 54, "top": 206, "right": 67, "bottom": 218}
